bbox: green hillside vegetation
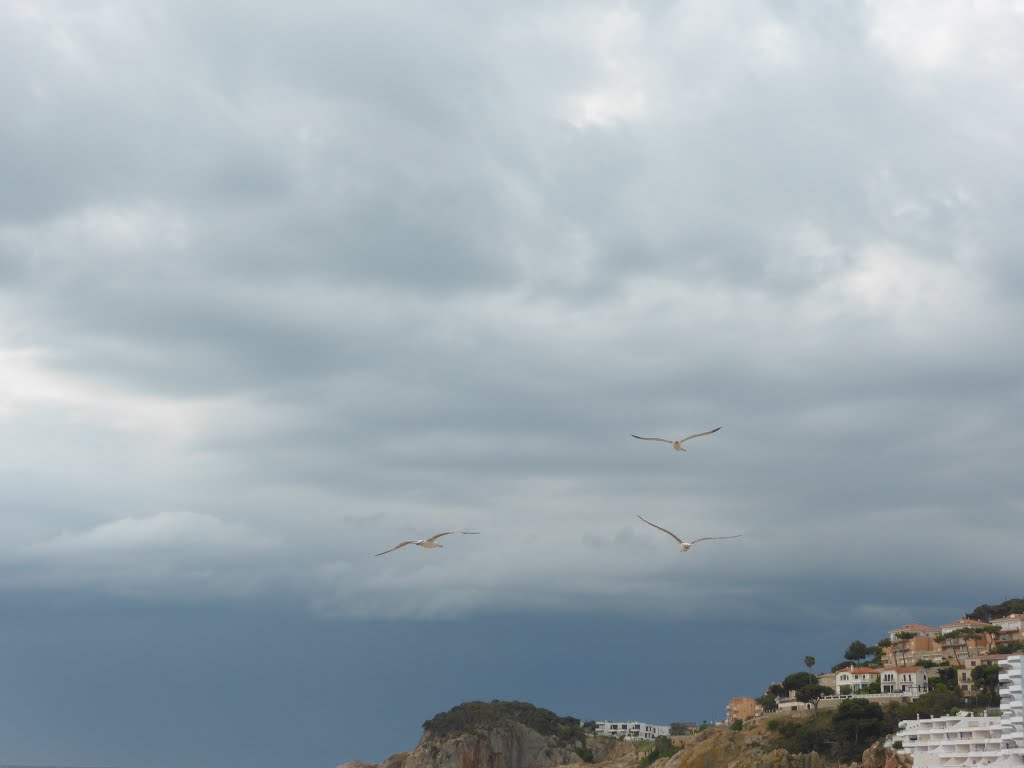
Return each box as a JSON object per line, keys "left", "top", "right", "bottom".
{"left": 765, "top": 685, "right": 969, "bottom": 762}
{"left": 422, "top": 699, "right": 588, "bottom": 746}
{"left": 641, "top": 735, "right": 679, "bottom": 765}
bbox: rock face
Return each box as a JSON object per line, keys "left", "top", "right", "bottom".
{"left": 357, "top": 723, "right": 621, "bottom": 768}
{"left": 413, "top": 722, "right": 584, "bottom": 768}
{"left": 847, "top": 745, "right": 912, "bottom": 768}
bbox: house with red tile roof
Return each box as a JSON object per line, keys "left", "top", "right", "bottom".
{"left": 888, "top": 624, "right": 940, "bottom": 641}
{"left": 835, "top": 666, "right": 881, "bottom": 693}
{"left": 940, "top": 618, "right": 991, "bottom": 632}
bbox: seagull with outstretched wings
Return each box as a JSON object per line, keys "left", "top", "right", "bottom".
{"left": 631, "top": 426, "right": 721, "bottom": 452}
{"left": 374, "top": 531, "right": 479, "bottom": 557}
{"left": 637, "top": 515, "right": 741, "bottom": 552}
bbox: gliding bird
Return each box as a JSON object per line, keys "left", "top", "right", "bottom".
{"left": 637, "top": 515, "right": 741, "bottom": 552}
{"left": 631, "top": 426, "right": 721, "bottom": 452}
{"left": 374, "top": 531, "right": 479, "bottom": 557}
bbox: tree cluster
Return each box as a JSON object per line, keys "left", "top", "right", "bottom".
{"left": 422, "top": 700, "right": 586, "bottom": 745}
{"left": 767, "top": 698, "right": 887, "bottom": 762}
{"left": 967, "top": 597, "right": 1024, "bottom": 623}
{"left": 767, "top": 688, "right": 971, "bottom": 764}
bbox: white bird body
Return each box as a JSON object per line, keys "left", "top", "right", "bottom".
{"left": 374, "top": 530, "right": 479, "bottom": 557}
{"left": 637, "top": 515, "right": 740, "bottom": 552}
{"left": 631, "top": 426, "right": 721, "bottom": 452}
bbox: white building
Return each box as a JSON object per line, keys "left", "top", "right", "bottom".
{"left": 836, "top": 666, "right": 881, "bottom": 693}
{"left": 594, "top": 721, "right": 670, "bottom": 740}
{"left": 897, "top": 712, "right": 1003, "bottom": 767}
{"left": 999, "top": 655, "right": 1024, "bottom": 764}
{"left": 895, "top": 654, "right": 1024, "bottom": 766}
{"left": 881, "top": 666, "right": 930, "bottom": 694}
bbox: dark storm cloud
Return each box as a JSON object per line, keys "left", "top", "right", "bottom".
{"left": 3, "top": 6, "right": 1024, "bottom": 766}
{"left": 0, "top": 0, "right": 1022, "bottom": 619}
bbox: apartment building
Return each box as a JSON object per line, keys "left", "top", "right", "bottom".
{"left": 726, "top": 697, "right": 762, "bottom": 723}
{"left": 1000, "top": 655, "right": 1024, "bottom": 764}
{"left": 595, "top": 721, "right": 670, "bottom": 740}
{"left": 888, "top": 625, "right": 943, "bottom": 666}
{"left": 890, "top": 624, "right": 941, "bottom": 642}
{"left": 897, "top": 711, "right": 1003, "bottom": 767}
{"left": 956, "top": 656, "right": 1011, "bottom": 693}
{"left": 894, "top": 655, "right": 1024, "bottom": 766}
{"left": 887, "top": 619, "right": 1008, "bottom": 667}
{"left": 889, "top": 635, "right": 945, "bottom": 667}
{"left": 993, "top": 616, "right": 1024, "bottom": 646}
{"left": 940, "top": 620, "right": 997, "bottom": 661}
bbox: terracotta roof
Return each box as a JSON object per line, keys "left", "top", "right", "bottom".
{"left": 994, "top": 614, "right": 1024, "bottom": 621}
{"left": 942, "top": 619, "right": 989, "bottom": 628}
{"left": 891, "top": 624, "right": 938, "bottom": 632}
{"left": 836, "top": 667, "right": 881, "bottom": 675}
{"left": 881, "top": 666, "right": 922, "bottom": 673}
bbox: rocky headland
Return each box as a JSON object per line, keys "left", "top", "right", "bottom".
{"left": 339, "top": 700, "right": 907, "bottom": 768}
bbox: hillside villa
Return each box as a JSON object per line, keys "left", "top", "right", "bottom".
{"left": 594, "top": 721, "right": 669, "bottom": 740}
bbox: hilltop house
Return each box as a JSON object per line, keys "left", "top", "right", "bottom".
{"left": 594, "top": 721, "right": 669, "bottom": 740}
{"left": 880, "top": 666, "right": 929, "bottom": 694}
{"left": 835, "top": 667, "right": 881, "bottom": 694}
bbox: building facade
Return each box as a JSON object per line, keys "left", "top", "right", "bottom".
{"left": 836, "top": 667, "right": 881, "bottom": 693}
{"left": 890, "top": 624, "right": 941, "bottom": 642}
{"left": 999, "top": 655, "right": 1024, "bottom": 764}
{"left": 880, "top": 666, "right": 930, "bottom": 694}
{"left": 897, "top": 712, "right": 1003, "bottom": 767}
{"left": 993, "top": 616, "right": 1024, "bottom": 646}
{"left": 594, "top": 721, "right": 670, "bottom": 740}
{"left": 726, "top": 697, "right": 762, "bottom": 722}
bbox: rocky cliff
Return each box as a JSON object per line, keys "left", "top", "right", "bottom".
{"left": 409, "top": 723, "right": 625, "bottom": 768}
{"left": 340, "top": 701, "right": 627, "bottom": 768}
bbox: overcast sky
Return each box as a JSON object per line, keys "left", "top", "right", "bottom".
{"left": 1, "top": 1, "right": 1023, "bottom": 766}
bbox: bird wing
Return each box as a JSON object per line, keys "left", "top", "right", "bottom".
{"left": 631, "top": 434, "right": 673, "bottom": 444}
{"left": 689, "top": 535, "right": 742, "bottom": 545}
{"left": 374, "top": 540, "right": 417, "bottom": 556}
{"left": 637, "top": 515, "right": 684, "bottom": 544}
{"left": 679, "top": 426, "right": 722, "bottom": 444}
{"left": 426, "top": 531, "right": 480, "bottom": 543}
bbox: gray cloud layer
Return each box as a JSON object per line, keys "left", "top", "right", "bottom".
{"left": 1, "top": 0, "right": 1022, "bottom": 622}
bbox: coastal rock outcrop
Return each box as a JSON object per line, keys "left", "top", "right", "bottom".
{"left": 404, "top": 721, "right": 591, "bottom": 768}
{"left": 346, "top": 701, "right": 621, "bottom": 768}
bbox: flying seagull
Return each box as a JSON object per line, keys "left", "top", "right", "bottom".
{"left": 631, "top": 426, "right": 721, "bottom": 452}
{"left": 374, "top": 531, "right": 480, "bottom": 557}
{"left": 637, "top": 515, "right": 741, "bottom": 552}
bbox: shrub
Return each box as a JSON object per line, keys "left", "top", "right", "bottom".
{"left": 642, "top": 736, "right": 679, "bottom": 765}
